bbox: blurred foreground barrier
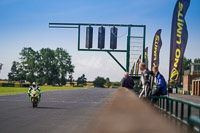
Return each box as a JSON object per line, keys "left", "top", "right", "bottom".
{"left": 84, "top": 87, "right": 187, "bottom": 133}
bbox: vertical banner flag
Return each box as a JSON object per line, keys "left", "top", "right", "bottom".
{"left": 130, "top": 62, "right": 135, "bottom": 75}
{"left": 135, "top": 55, "right": 141, "bottom": 75}
{"left": 169, "top": 0, "right": 190, "bottom": 84}
{"left": 151, "top": 29, "right": 162, "bottom": 70}
{"left": 145, "top": 47, "right": 148, "bottom": 69}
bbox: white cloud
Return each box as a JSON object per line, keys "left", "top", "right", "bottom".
{"left": 75, "top": 56, "right": 103, "bottom": 69}
{"left": 73, "top": 56, "right": 125, "bottom": 82}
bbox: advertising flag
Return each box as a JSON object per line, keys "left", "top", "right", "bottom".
{"left": 151, "top": 29, "right": 162, "bottom": 70}
{"left": 169, "top": 0, "right": 190, "bottom": 84}
{"left": 135, "top": 55, "right": 141, "bottom": 75}
{"left": 145, "top": 47, "right": 148, "bottom": 69}
{"left": 130, "top": 62, "right": 135, "bottom": 75}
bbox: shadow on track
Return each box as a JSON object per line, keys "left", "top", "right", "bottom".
{"left": 36, "top": 107, "right": 66, "bottom": 110}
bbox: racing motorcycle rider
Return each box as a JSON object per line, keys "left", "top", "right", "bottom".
{"left": 28, "top": 82, "right": 41, "bottom": 98}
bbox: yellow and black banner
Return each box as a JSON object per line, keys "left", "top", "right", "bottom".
{"left": 151, "top": 29, "right": 162, "bottom": 70}
{"left": 169, "top": 0, "right": 190, "bottom": 84}
{"left": 130, "top": 62, "right": 135, "bottom": 75}
{"left": 145, "top": 47, "right": 148, "bottom": 69}
{"left": 135, "top": 55, "right": 141, "bottom": 75}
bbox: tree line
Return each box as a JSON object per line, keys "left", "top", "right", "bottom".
{"left": 8, "top": 47, "right": 74, "bottom": 85}
{"left": 2, "top": 46, "right": 116, "bottom": 87}
{"left": 1, "top": 47, "right": 199, "bottom": 87}
{"left": 182, "top": 57, "right": 200, "bottom": 75}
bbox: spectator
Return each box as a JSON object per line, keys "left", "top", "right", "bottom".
{"left": 139, "top": 63, "right": 154, "bottom": 98}
{"left": 152, "top": 66, "right": 167, "bottom": 96}
{"left": 121, "top": 72, "right": 134, "bottom": 90}
{"left": 151, "top": 66, "right": 167, "bottom": 104}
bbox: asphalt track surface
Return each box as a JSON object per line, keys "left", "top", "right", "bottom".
{"left": 0, "top": 88, "right": 116, "bottom": 133}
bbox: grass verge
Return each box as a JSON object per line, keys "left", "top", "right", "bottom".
{"left": 0, "top": 86, "right": 85, "bottom": 95}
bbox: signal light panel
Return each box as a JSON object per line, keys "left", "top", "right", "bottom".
{"left": 85, "top": 26, "right": 93, "bottom": 49}
{"left": 85, "top": 26, "right": 118, "bottom": 50}
{"left": 110, "top": 26, "right": 118, "bottom": 49}
{"left": 98, "top": 26, "right": 105, "bottom": 49}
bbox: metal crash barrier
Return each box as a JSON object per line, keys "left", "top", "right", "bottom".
{"left": 189, "top": 115, "right": 200, "bottom": 132}
{"left": 148, "top": 95, "right": 200, "bottom": 132}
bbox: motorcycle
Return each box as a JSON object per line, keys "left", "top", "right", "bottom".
{"left": 29, "top": 88, "right": 40, "bottom": 108}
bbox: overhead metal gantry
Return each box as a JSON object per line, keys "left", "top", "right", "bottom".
{"left": 49, "top": 22, "right": 146, "bottom": 78}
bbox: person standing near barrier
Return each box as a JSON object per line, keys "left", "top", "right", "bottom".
{"left": 152, "top": 66, "right": 167, "bottom": 96}
{"left": 138, "top": 63, "right": 154, "bottom": 98}
{"left": 121, "top": 72, "right": 134, "bottom": 90}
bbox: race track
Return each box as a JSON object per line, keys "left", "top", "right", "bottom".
{"left": 0, "top": 88, "right": 116, "bottom": 133}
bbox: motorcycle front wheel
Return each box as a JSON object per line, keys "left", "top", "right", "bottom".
{"left": 32, "top": 98, "right": 38, "bottom": 108}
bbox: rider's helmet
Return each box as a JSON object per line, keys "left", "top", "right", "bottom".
{"left": 32, "top": 82, "right": 36, "bottom": 87}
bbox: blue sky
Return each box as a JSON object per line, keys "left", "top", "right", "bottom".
{"left": 0, "top": 0, "right": 200, "bottom": 81}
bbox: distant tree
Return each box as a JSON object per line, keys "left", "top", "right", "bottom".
{"left": 17, "top": 64, "right": 26, "bottom": 80}
{"left": 93, "top": 76, "right": 106, "bottom": 88}
{"left": 36, "top": 50, "right": 46, "bottom": 85}
{"left": 20, "top": 47, "right": 37, "bottom": 83}
{"left": 77, "top": 74, "right": 87, "bottom": 86}
{"left": 105, "top": 78, "right": 112, "bottom": 88}
{"left": 69, "top": 74, "right": 74, "bottom": 86}
{"left": 38, "top": 48, "right": 74, "bottom": 85}
{"left": 0, "top": 63, "right": 3, "bottom": 73}
{"left": 194, "top": 58, "right": 200, "bottom": 63}
{"left": 182, "top": 57, "right": 192, "bottom": 76}
{"left": 8, "top": 61, "right": 20, "bottom": 81}
{"left": 55, "top": 48, "right": 74, "bottom": 85}
{"left": 60, "top": 75, "right": 66, "bottom": 86}
{"left": 112, "top": 82, "right": 121, "bottom": 87}
{"left": 39, "top": 48, "right": 58, "bottom": 85}
{"left": 11, "top": 47, "right": 75, "bottom": 85}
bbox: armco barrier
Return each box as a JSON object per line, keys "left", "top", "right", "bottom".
{"left": 14, "top": 83, "right": 21, "bottom": 87}
{"left": 21, "top": 84, "right": 30, "bottom": 87}
{"left": 148, "top": 95, "right": 200, "bottom": 133}
{"left": 2, "top": 83, "right": 14, "bottom": 87}
{"left": 189, "top": 115, "right": 200, "bottom": 132}
{"left": 0, "top": 83, "right": 30, "bottom": 87}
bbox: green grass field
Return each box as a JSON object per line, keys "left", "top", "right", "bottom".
{"left": 0, "top": 86, "right": 85, "bottom": 95}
